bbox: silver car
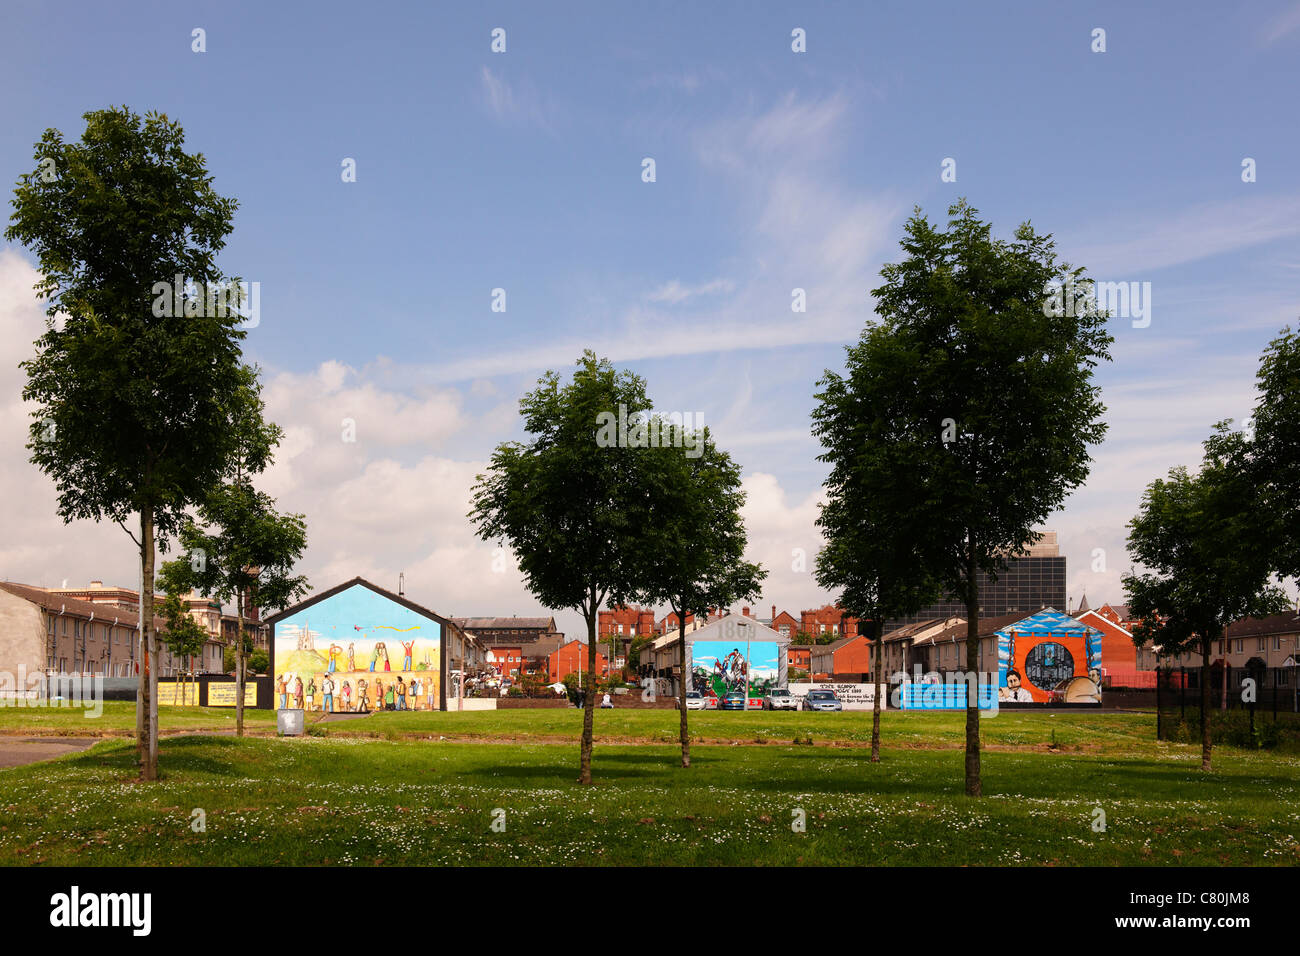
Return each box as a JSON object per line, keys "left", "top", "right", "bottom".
{"left": 764, "top": 688, "right": 799, "bottom": 710}
{"left": 802, "top": 689, "right": 843, "bottom": 712}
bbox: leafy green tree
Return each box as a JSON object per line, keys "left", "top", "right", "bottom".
{"left": 637, "top": 423, "right": 765, "bottom": 767}
{"left": 8, "top": 107, "right": 256, "bottom": 780}
{"left": 625, "top": 635, "right": 648, "bottom": 670}
{"left": 1123, "top": 425, "right": 1288, "bottom": 771}
{"left": 248, "top": 649, "right": 270, "bottom": 676}
{"left": 1250, "top": 327, "right": 1300, "bottom": 579}
{"left": 856, "top": 200, "right": 1112, "bottom": 795}
{"left": 813, "top": 366, "right": 946, "bottom": 760}
{"left": 223, "top": 635, "right": 254, "bottom": 674}
{"left": 159, "top": 590, "right": 208, "bottom": 705}
{"left": 470, "top": 352, "right": 656, "bottom": 784}
{"left": 161, "top": 477, "right": 308, "bottom": 735}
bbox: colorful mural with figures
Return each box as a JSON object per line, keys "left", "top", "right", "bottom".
{"left": 270, "top": 579, "right": 444, "bottom": 713}
{"left": 996, "top": 609, "right": 1103, "bottom": 704}
{"left": 687, "top": 628, "right": 786, "bottom": 706}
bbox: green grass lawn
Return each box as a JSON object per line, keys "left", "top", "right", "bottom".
{"left": 0, "top": 709, "right": 1296, "bottom": 866}
{"left": 0, "top": 701, "right": 276, "bottom": 735}
{"left": 316, "top": 706, "right": 1168, "bottom": 752}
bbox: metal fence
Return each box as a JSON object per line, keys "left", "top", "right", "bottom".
{"left": 1155, "top": 666, "right": 1300, "bottom": 747}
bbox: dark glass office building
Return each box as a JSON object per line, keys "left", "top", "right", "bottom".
{"left": 884, "top": 555, "right": 1067, "bottom": 630}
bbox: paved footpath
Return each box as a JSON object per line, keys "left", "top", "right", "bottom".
{"left": 0, "top": 736, "right": 100, "bottom": 769}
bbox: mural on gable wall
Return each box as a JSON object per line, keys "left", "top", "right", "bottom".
{"left": 273, "top": 584, "right": 441, "bottom": 713}
{"left": 996, "top": 609, "right": 1102, "bottom": 704}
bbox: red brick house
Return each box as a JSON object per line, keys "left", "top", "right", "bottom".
{"left": 787, "top": 645, "right": 813, "bottom": 670}
{"left": 548, "top": 639, "right": 608, "bottom": 682}
{"left": 809, "top": 634, "right": 873, "bottom": 677}
{"left": 766, "top": 605, "right": 801, "bottom": 639}
{"left": 1072, "top": 606, "right": 1149, "bottom": 687}
{"left": 800, "top": 604, "right": 858, "bottom": 641}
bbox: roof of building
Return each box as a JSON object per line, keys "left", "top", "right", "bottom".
{"left": 920, "top": 612, "right": 1037, "bottom": 646}
{"left": 1072, "top": 607, "right": 1133, "bottom": 636}
{"left": 1225, "top": 611, "right": 1300, "bottom": 638}
{"left": 452, "top": 616, "right": 556, "bottom": 631}
{"left": 0, "top": 581, "right": 167, "bottom": 631}
{"left": 522, "top": 636, "right": 567, "bottom": 659}
{"left": 883, "top": 615, "right": 966, "bottom": 645}
{"left": 811, "top": 634, "right": 866, "bottom": 654}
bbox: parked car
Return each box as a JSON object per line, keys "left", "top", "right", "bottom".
{"left": 802, "top": 689, "right": 843, "bottom": 712}
{"left": 764, "top": 688, "right": 799, "bottom": 710}
{"left": 682, "top": 691, "right": 708, "bottom": 711}
{"left": 721, "top": 691, "right": 748, "bottom": 710}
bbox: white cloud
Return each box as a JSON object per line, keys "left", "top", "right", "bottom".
{"left": 646, "top": 277, "right": 735, "bottom": 304}
{"left": 1065, "top": 195, "right": 1300, "bottom": 275}
{"left": 1262, "top": 1, "right": 1300, "bottom": 44}
{"left": 423, "top": 92, "right": 904, "bottom": 381}
{"left": 478, "top": 65, "right": 558, "bottom": 131}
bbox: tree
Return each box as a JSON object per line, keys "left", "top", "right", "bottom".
{"left": 159, "top": 590, "right": 208, "bottom": 706}
{"left": 470, "top": 352, "right": 655, "bottom": 784}
{"left": 224, "top": 637, "right": 253, "bottom": 674}
{"left": 1123, "top": 425, "right": 1288, "bottom": 771}
{"left": 637, "top": 423, "right": 765, "bottom": 768}
{"left": 626, "top": 634, "right": 652, "bottom": 670}
{"left": 813, "top": 363, "right": 946, "bottom": 761}
{"left": 9, "top": 107, "right": 256, "bottom": 780}
{"left": 161, "top": 477, "right": 308, "bottom": 736}
{"left": 859, "top": 200, "right": 1112, "bottom": 795}
{"left": 1250, "top": 327, "right": 1300, "bottom": 580}
{"left": 248, "top": 649, "right": 270, "bottom": 676}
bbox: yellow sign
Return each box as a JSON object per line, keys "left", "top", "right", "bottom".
{"left": 157, "top": 681, "right": 199, "bottom": 706}
{"left": 207, "top": 682, "right": 258, "bottom": 707}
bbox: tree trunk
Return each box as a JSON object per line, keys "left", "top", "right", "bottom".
{"left": 677, "top": 611, "right": 690, "bottom": 768}
{"left": 870, "top": 619, "right": 882, "bottom": 763}
{"left": 148, "top": 632, "right": 158, "bottom": 775}
{"left": 1220, "top": 651, "right": 1228, "bottom": 711}
{"left": 236, "top": 590, "right": 246, "bottom": 737}
{"left": 1201, "top": 636, "right": 1213, "bottom": 771}
{"left": 135, "top": 523, "right": 146, "bottom": 761}
{"left": 964, "top": 534, "right": 981, "bottom": 797}
{"left": 578, "top": 607, "right": 597, "bottom": 784}
{"left": 140, "top": 508, "right": 158, "bottom": 781}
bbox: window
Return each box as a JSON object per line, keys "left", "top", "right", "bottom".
{"left": 1235, "top": 639, "right": 1243, "bottom": 654}
{"left": 1258, "top": 638, "right": 1266, "bottom": 652}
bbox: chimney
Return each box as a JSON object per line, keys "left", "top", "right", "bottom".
{"left": 742, "top": 607, "right": 750, "bottom": 617}
{"left": 771, "top": 605, "right": 776, "bottom": 621}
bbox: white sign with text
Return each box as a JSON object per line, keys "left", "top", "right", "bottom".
{"left": 788, "top": 682, "right": 888, "bottom": 710}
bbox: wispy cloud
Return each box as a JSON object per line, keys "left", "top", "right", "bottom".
{"left": 1064, "top": 195, "right": 1300, "bottom": 274}
{"left": 645, "top": 277, "right": 735, "bottom": 304}
{"left": 478, "top": 65, "right": 558, "bottom": 131}
{"left": 1262, "top": 1, "right": 1300, "bottom": 44}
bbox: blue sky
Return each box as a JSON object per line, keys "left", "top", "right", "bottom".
{"left": 3, "top": 1, "right": 1299, "bottom": 637}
